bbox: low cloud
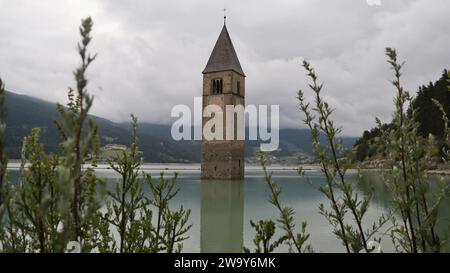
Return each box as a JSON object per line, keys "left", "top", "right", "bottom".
{"left": 0, "top": 0, "right": 448, "bottom": 136}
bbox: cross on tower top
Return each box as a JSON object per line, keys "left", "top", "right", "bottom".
{"left": 223, "top": 8, "right": 226, "bottom": 25}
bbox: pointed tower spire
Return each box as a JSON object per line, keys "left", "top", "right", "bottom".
{"left": 202, "top": 23, "right": 245, "bottom": 77}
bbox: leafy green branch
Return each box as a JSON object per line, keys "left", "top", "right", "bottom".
{"left": 256, "top": 151, "right": 312, "bottom": 253}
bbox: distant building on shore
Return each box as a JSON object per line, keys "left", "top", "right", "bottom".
{"left": 104, "top": 144, "right": 127, "bottom": 151}
{"left": 99, "top": 144, "right": 143, "bottom": 161}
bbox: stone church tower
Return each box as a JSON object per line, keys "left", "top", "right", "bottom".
{"left": 201, "top": 23, "right": 245, "bottom": 180}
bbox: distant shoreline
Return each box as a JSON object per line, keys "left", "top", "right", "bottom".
{"left": 354, "top": 167, "right": 450, "bottom": 176}
{"left": 5, "top": 160, "right": 321, "bottom": 172}
{"left": 6, "top": 161, "right": 448, "bottom": 176}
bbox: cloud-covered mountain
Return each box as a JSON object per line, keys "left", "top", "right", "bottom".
{"left": 4, "top": 90, "right": 357, "bottom": 163}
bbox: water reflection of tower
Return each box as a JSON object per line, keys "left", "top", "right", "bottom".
{"left": 200, "top": 180, "right": 244, "bottom": 253}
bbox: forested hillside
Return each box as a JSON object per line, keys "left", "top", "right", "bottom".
{"left": 354, "top": 70, "right": 450, "bottom": 163}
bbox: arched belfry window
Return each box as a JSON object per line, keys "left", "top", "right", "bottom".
{"left": 212, "top": 78, "right": 223, "bottom": 94}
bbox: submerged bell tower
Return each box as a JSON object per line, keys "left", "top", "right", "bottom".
{"left": 201, "top": 20, "right": 245, "bottom": 180}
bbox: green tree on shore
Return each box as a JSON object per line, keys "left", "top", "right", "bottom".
{"left": 354, "top": 70, "right": 449, "bottom": 163}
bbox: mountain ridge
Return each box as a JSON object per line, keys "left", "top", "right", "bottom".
{"left": 4, "top": 90, "right": 357, "bottom": 163}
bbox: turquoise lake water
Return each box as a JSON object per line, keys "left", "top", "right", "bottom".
{"left": 94, "top": 164, "right": 393, "bottom": 253}
{"left": 7, "top": 163, "right": 449, "bottom": 253}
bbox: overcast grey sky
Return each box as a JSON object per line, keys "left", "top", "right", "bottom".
{"left": 0, "top": 0, "right": 448, "bottom": 136}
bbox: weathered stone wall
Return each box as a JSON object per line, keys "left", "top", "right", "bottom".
{"left": 201, "top": 140, "right": 244, "bottom": 180}
{"left": 203, "top": 71, "right": 245, "bottom": 97}
{"left": 201, "top": 70, "right": 245, "bottom": 180}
